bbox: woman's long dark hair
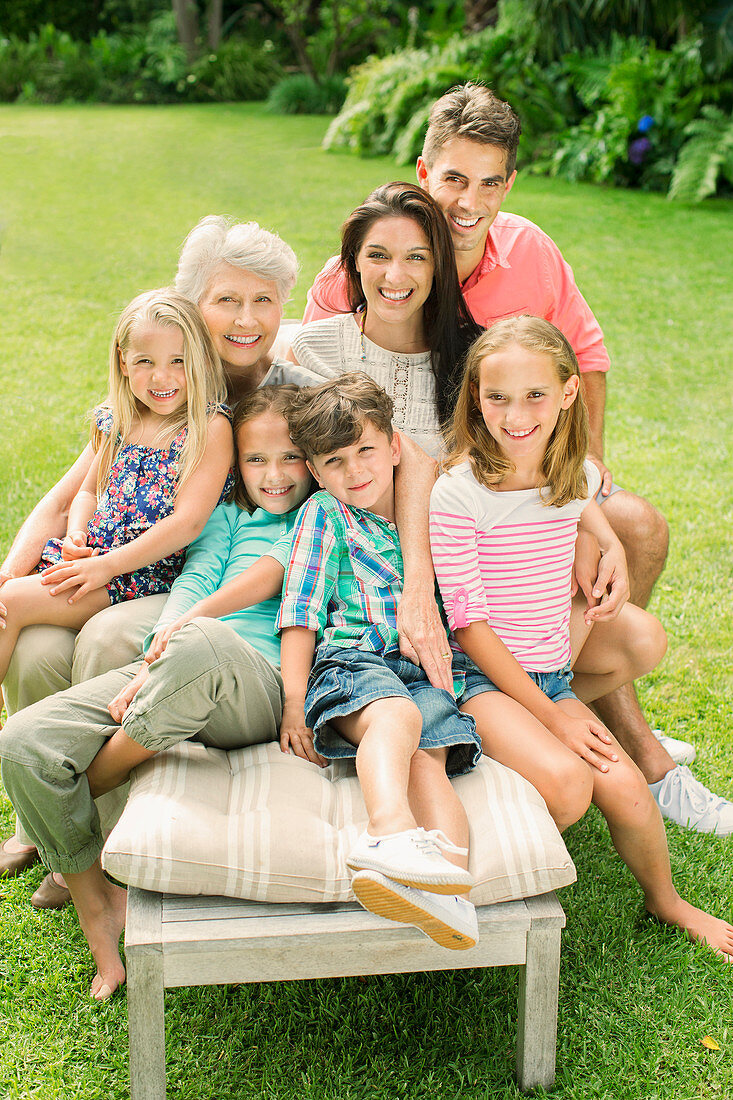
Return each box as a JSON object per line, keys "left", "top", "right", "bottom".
{"left": 338, "top": 182, "right": 483, "bottom": 426}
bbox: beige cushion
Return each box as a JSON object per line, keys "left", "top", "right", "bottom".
{"left": 102, "top": 742, "right": 575, "bottom": 905}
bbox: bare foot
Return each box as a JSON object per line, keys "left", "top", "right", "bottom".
{"left": 650, "top": 896, "right": 733, "bottom": 962}
{"left": 67, "top": 874, "right": 128, "bottom": 999}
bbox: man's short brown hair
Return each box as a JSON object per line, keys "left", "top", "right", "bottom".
{"left": 287, "top": 373, "right": 394, "bottom": 459}
{"left": 422, "top": 82, "right": 521, "bottom": 176}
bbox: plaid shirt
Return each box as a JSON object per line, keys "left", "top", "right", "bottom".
{"left": 277, "top": 491, "right": 404, "bottom": 656}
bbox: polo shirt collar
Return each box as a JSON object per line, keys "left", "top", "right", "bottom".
{"left": 460, "top": 220, "right": 510, "bottom": 291}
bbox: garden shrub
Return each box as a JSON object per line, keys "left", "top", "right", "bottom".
{"left": 547, "top": 36, "right": 733, "bottom": 192}
{"left": 325, "top": 28, "right": 571, "bottom": 164}
{"left": 266, "top": 73, "right": 346, "bottom": 115}
{"left": 0, "top": 20, "right": 282, "bottom": 103}
{"left": 324, "top": 47, "right": 434, "bottom": 156}
{"left": 325, "top": 22, "right": 733, "bottom": 200}
{"left": 188, "top": 39, "right": 282, "bottom": 102}
{"left": 669, "top": 105, "right": 733, "bottom": 202}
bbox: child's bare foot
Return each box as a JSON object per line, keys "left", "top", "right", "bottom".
{"left": 81, "top": 881, "right": 127, "bottom": 1000}
{"left": 650, "top": 896, "right": 733, "bottom": 962}
{"left": 65, "top": 867, "right": 127, "bottom": 999}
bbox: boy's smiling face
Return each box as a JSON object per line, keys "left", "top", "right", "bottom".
{"left": 308, "top": 421, "right": 400, "bottom": 521}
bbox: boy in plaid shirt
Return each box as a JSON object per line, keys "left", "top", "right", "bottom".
{"left": 277, "top": 373, "right": 481, "bottom": 950}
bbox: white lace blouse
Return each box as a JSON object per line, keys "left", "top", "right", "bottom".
{"left": 290, "top": 314, "right": 443, "bottom": 458}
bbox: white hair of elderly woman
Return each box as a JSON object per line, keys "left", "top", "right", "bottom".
{"left": 175, "top": 214, "right": 298, "bottom": 306}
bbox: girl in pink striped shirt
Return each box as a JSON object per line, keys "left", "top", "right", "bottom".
{"left": 430, "top": 315, "right": 732, "bottom": 962}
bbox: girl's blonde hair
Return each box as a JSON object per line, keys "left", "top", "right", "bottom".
{"left": 231, "top": 384, "right": 306, "bottom": 511}
{"left": 444, "top": 316, "right": 589, "bottom": 507}
{"left": 94, "top": 288, "right": 226, "bottom": 496}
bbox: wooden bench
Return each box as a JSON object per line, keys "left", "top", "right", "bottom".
{"left": 125, "top": 887, "right": 566, "bottom": 1098}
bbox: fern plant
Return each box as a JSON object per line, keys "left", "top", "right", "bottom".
{"left": 668, "top": 105, "right": 733, "bottom": 201}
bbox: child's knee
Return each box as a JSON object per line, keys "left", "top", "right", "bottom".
{"left": 164, "top": 616, "right": 237, "bottom": 672}
{"left": 0, "top": 578, "right": 23, "bottom": 620}
{"left": 362, "top": 696, "right": 422, "bottom": 746}
{"left": 391, "top": 697, "right": 423, "bottom": 736}
{"left": 385, "top": 695, "right": 421, "bottom": 719}
{"left": 544, "top": 754, "right": 593, "bottom": 829}
{"left": 644, "top": 613, "right": 667, "bottom": 670}
{"left": 410, "top": 747, "right": 447, "bottom": 778}
{"left": 597, "top": 756, "right": 656, "bottom": 824}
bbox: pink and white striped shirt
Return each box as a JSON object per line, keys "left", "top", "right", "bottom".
{"left": 430, "top": 460, "right": 600, "bottom": 672}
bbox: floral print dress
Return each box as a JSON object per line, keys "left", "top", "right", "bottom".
{"left": 40, "top": 407, "right": 233, "bottom": 604}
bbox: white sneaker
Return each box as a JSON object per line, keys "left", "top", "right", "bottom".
{"left": 652, "top": 728, "right": 696, "bottom": 765}
{"left": 346, "top": 827, "right": 473, "bottom": 894}
{"left": 650, "top": 766, "right": 733, "bottom": 835}
{"left": 351, "top": 869, "right": 479, "bottom": 950}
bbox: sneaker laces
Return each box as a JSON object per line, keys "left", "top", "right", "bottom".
{"left": 664, "top": 766, "right": 727, "bottom": 814}
{"left": 412, "top": 827, "right": 468, "bottom": 858}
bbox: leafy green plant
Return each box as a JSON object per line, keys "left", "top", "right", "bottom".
{"left": 324, "top": 48, "right": 434, "bottom": 156}
{"left": 539, "top": 34, "right": 732, "bottom": 195}
{"left": 139, "top": 9, "right": 187, "bottom": 91}
{"left": 266, "top": 73, "right": 346, "bottom": 115}
{"left": 188, "top": 39, "right": 282, "bottom": 102}
{"left": 0, "top": 21, "right": 283, "bottom": 103}
{"left": 669, "top": 104, "right": 733, "bottom": 200}
{"left": 324, "top": 26, "right": 571, "bottom": 164}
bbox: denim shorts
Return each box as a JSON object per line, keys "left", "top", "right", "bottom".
{"left": 453, "top": 651, "right": 578, "bottom": 705}
{"left": 305, "top": 644, "right": 482, "bottom": 777}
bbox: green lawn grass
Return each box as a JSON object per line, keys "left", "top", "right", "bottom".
{"left": 1, "top": 103, "right": 732, "bottom": 1099}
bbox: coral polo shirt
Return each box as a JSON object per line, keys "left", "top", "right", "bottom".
{"left": 302, "top": 211, "right": 610, "bottom": 375}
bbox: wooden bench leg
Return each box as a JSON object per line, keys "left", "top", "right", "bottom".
{"left": 515, "top": 893, "right": 564, "bottom": 1092}
{"left": 126, "top": 888, "right": 166, "bottom": 1100}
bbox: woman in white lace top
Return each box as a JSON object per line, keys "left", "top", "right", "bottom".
{"left": 289, "top": 183, "right": 482, "bottom": 459}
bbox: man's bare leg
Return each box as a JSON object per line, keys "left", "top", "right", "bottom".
{"left": 593, "top": 681, "right": 673, "bottom": 783}
{"left": 64, "top": 860, "right": 127, "bottom": 1000}
{"left": 601, "top": 490, "right": 669, "bottom": 609}
{"left": 595, "top": 488, "right": 674, "bottom": 780}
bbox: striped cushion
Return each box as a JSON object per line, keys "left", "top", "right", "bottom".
{"left": 102, "top": 742, "right": 575, "bottom": 905}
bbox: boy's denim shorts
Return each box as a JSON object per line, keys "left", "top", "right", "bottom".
{"left": 305, "top": 644, "right": 482, "bottom": 777}
{"left": 453, "top": 652, "right": 578, "bottom": 705}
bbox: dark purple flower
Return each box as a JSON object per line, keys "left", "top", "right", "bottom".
{"left": 628, "top": 136, "right": 652, "bottom": 165}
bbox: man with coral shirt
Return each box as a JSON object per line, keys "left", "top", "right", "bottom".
{"left": 300, "top": 82, "right": 733, "bottom": 836}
